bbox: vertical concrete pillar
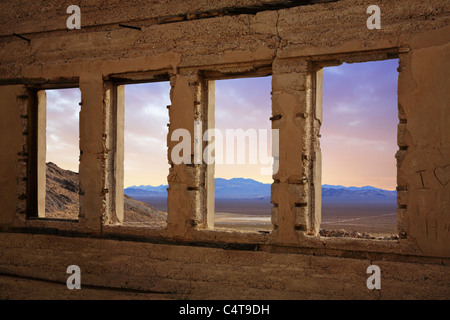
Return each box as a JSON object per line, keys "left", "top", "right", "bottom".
{"left": 396, "top": 52, "right": 411, "bottom": 240}
{"left": 36, "top": 90, "right": 46, "bottom": 218}
{"left": 271, "top": 58, "right": 316, "bottom": 244}
{"left": 167, "top": 71, "right": 208, "bottom": 238}
{"left": 114, "top": 85, "right": 125, "bottom": 223}
{"left": 0, "top": 85, "right": 27, "bottom": 225}
{"left": 205, "top": 81, "right": 215, "bottom": 230}
{"left": 310, "top": 68, "right": 323, "bottom": 235}
{"left": 79, "top": 74, "right": 105, "bottom": 231}
{"left": 397, "top": 46, "right": 450, "bottom": 256}
{"left": 103, "top": 82, "right": 124, "bottom": 225}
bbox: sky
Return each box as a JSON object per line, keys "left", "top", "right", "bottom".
{"left": 123, "top": 82, "right": 171, "bottom": 188}
{"left": 123, "top": 78, "right": 273, "bottom": 187}
{"left": 214, "top": 77, "right": 273, "bottom": 184}
{"left": 322, "top": 59, "right": 398, "bottom": 190}
{"left": 46, "top": 88, "right": 81, "bottom": 173}
{"left": 46, "top": 58, "right": 398, "bottom": 190}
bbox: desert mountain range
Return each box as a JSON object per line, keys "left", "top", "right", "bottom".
{"left": 45, "top": 162, "right": 396, "bottom": 224}
{"left": 125, "top": 178, "right": 397, "bottom": 202}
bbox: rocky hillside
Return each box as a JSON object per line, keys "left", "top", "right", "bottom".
{"left": 45, "top": 162, "right": 167, "bottom": 226}
{"left": 45, "top": 162, "right": 80, "bottom": 218}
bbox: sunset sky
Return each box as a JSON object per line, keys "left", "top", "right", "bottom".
{"left": 322, "top": 59, "right": 398, "bottom": 190}
{"left": 123, "top": 82, "right": 171, "bottom": 188}
{"left": 46, "top": 58, "right": 398, "bottom": 190}
{"left": 46, "top": 88, "right": 81, "bottom": 172}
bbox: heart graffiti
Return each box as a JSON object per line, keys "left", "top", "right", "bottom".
{"left": 434, "top": 165, "right": 450, "bottom": 187}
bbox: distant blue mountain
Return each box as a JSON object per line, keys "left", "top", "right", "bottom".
{"left": 124, "top": 178, "right": 270, "bottom": 199}
{"left": 215, "top": 178, "right": 270, "bottom": 199}
{"left": 132, "top": 184, "right": 167, "bottom": 192}
{"left": 322, "top": 184, "right": 386, "bottom": 192}
{"left": 124, "top": 185, "right": 167, "bottom": 197}
{"left": 321, "top": 185, "right": 396, "bottom": 203}
{"left": 125, "top": 179, "right": 396, "bottom": 202}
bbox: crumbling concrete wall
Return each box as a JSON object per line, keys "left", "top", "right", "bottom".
{"left": 0, "top": 86, "right": 27, "bottom": 225}
{"left": 396, "top": 33, "right": 450, "bottom": 256}
{"left": 0, "top": 0, "right": 449, "bottom": 299}
{"left": 0, "top": 232, "right": 449, "bottom": 300}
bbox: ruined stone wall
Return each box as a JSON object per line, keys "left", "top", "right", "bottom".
{"left": 0, "top": 0, "right": 449, "bottom": 299}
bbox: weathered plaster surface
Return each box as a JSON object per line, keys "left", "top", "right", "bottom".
{"left": 0, "top": 0, "right": 449, "bottom": 299}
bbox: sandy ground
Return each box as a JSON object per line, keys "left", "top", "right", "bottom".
{"left": 214, "top": 211, "right": 397, "bottom": 237}
{"left": 115, "top": 196, "right": 399, "bottom": 237}
{"left": 214, "top": 212, "right": 273, "bottom": 232}
{"left": 321, "top": 212, "right": 397, "bottom": 235}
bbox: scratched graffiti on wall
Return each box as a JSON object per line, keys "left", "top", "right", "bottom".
{"left": 415, "top": 164, "right": 450, "bottom": 189}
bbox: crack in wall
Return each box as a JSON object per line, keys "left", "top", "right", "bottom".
{"left": 1, "top": 0, "right": 340, "bottom": 41}
{"left": 0, "top": 271, "right": 174, "bottom": 296}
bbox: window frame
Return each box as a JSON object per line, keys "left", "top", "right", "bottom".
{"left": 107, "top": 72, "right": 172, "bottom": 226}
{"left": 312, "top": 52, "right": 401, "bottom": 237}
{"left": 26, "top": 83, "right": 81, "bottom": 221}
{"left": 203, "top": 69, "right": 274, "bottom": 232}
